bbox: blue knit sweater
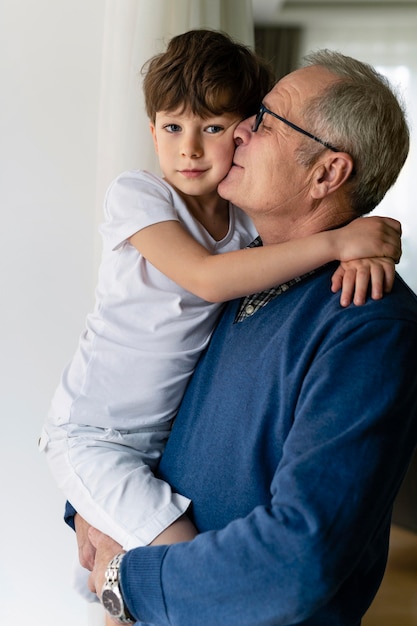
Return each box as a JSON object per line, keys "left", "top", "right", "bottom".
{"left": 121, "top": 264, "right": 417, "bottom": 625}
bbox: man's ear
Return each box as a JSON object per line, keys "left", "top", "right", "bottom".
{"left": 149, "top": 122, "right": 159, "bottom": 154}
{"left": 310, "top": 153, "right": 354, "bottom": 199}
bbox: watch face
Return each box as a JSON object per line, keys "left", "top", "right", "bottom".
{"left": 102, "top": 589, "right": 122, "bottom": 617}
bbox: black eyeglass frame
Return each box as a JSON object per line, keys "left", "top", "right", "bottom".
{"left": 252, "top": 103, "right": 339, "bottom": 153}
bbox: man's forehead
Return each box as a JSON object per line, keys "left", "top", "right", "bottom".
{"left": 269, "top": 66, "right": 336, "bottom": 110}
{"left": 264, "top": 71, "right": 305, "bottom": 114}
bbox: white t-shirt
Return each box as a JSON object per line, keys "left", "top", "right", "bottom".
{"left": 41, "top": 170, "right": 257, "bottom": 548}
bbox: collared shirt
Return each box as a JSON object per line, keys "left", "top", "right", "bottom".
{"left": 235, "top": 237, "right": 315, "bottom": 323}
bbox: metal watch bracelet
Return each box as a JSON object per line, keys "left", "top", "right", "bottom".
{"left": 101, "top": 552, "right": 135, "bottom": 624}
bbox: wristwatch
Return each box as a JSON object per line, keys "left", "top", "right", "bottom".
{"left": 101, "top": 552, "right": 135, "bottom": 624}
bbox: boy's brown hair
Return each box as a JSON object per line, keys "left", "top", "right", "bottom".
{"left": 142, "top": 29, "right": 274, "bottom": 122}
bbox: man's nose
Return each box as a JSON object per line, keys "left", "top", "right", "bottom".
{"left": 234, "top": 116, "right": 254, "bottom": 145}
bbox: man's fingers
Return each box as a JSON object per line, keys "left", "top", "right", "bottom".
{"left": 88, "top": 571, "right": 97, "bottom": 594}
{"left": 78, "top": 544, "right": 95, "bottom": 571}
{"left": 88, "top": 526, "right": 101, "bottom": 548}
{"left": 88, "top": 526, "right": 123, "bottom": 553}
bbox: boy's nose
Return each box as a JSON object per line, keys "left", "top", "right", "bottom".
{"left": 181, "top": 134, "right": 203, "bottom": 158}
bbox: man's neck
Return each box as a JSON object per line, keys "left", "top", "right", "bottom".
{"left": 255, "top": 203, "right": 356, "bottom": 246}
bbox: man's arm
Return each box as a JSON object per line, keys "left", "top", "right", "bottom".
{"left": 88, "top": 514, "right": 197, "bottom": 595}
{"left": 89, "top": 314, "right": 417, "bottom": 626}
{"left": 73, "top": 510, "right": 197, "bottom": 591}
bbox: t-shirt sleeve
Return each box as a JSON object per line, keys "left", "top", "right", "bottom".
{"left": 100, "top": 170, "right": 181, "bottom": 251}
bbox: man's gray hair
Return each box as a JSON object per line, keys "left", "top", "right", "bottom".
{"left": 299, "top": 49, "right": 409, "bottom": 216}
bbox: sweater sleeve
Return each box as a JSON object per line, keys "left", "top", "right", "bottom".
{"left": 64, "top": 500, "right": 77, "bottom": 530}
{"left": 119, "top": 316, "right": 417, "bottom": 626}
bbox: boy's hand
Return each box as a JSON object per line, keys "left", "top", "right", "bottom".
{"left": 331, "top": 257, "right": 395, "bottom": 307}
{"left": 337, "top": 216, "right": 402, "bottom": 264}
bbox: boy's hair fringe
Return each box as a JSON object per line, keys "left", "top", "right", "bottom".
{"left": 142, "top": 29, "right": 274, "bottom": 122}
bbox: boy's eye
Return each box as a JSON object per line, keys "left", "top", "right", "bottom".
{"left": 206, "top": 125, "right": 223, "bottom": 134}
{"left": 164, "top": 124, "right": 182, "bottom": 133}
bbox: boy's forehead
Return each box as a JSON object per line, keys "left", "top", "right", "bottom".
{"left": 157, "top": 84, "right": 244, "bottom": 116}
{"left": 155, "top": 107, "right": 240, "bottom": 122}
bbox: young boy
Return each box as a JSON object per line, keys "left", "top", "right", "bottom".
{"left": 40, "top": 29, "right": 400, "bottom": 602}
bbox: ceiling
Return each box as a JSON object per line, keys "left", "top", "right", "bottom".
{"left": 255, "top": 0, "right": 417, "bottom": 6}
{"left": 253, "top": 0, "right": 417, "bottom": 21}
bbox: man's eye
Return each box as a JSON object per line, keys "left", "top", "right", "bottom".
{"left": 164, "top": 124, "right": 181, "bottom": 133}
{"left": 206, "top": 125, "right": 223, "bottom": 134}
{"left": 258, "top": 120, "right": 271, "bottom": 132}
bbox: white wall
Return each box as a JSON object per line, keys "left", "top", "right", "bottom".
{"left": 0, "top": 2, "right": 252, "bottom": 623}
{"left": 0, "top": 1, "right": 105, "bottom": 623}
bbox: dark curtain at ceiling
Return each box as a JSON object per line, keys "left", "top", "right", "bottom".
{"left": 255, "top": 25, "right": 302, "bottom": 82}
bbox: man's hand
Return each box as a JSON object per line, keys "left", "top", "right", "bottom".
{"left": 88, "top": 527, "right": 123, "bottom": 595}
{"left": 74, "top": 513, "right": 96, "bottom": 571}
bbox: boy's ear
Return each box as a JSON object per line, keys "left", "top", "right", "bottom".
{"left": 150, "top": 122, "right": 158, "bottom": 153}
{"left": 310, "top": 153, "right": 354, "bottom": 199}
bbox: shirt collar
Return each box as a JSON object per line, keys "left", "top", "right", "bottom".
{"left": 234, "top": 237, "right": 316, "bottom": 323}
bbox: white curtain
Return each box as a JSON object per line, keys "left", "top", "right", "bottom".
{"left": 95, "top": 0, "right": 254, "bottom": 230}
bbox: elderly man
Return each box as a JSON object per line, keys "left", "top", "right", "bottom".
{"left": 87, "top": 50, "right": 417, "bottom": 625}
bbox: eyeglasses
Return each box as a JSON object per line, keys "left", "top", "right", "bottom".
{"left": 252, "top": 103, "right": 339, "bottom": 153}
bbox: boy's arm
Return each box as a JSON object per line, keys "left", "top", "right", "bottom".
{"left": 129, "top": 216, "right": 401, "bottom": 304}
